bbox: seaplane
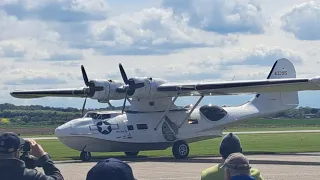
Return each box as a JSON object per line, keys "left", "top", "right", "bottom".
{"left": 10, "top": 58, "right": 320, "bottom": 161}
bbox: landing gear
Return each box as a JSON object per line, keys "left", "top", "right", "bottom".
{"left": 124, "top": 151, "right": 139, "bottom": 157}
{"left": 80, "top": 151, "right": 91, "bottom": 162}
{"left": 172, "top": 140, "right": 189, "bottom": 159}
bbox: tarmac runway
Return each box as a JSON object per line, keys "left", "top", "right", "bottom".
{"left": 38, "top": 152, "right": 320, "bottom": 180}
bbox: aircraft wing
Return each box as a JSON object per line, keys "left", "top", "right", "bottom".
{"left": 10, "top": 88, "right": 87, "bottom": 99}
{"left": 157, "top": 77, "right": 320, "bottom": 96}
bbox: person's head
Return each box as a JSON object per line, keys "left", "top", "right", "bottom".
{"left": 86, "top": 158, "right": 136, "bottom": 180}
{"left": 0, "top": 132, "right": 24, "bottom": 159}
{"left": 219, "top": 133, "right": 242, "bottom": 160}
{"left": 222, "top": 153, "right": 251, "bottom": 180}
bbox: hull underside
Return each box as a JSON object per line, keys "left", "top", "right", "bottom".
{"left": 57, "top": 135, "right": 221, "bottom": 152}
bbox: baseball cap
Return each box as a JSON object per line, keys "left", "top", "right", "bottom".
{"left": 0, "top": 132, "right": 25, "bottom": 153}
{"left": 219, "top": 133, "right": 242, "bottom": 159}
{"left": 221, "top": 153, "right": 251, "bottom": 171}
{"left": 86, "top": 158, "right": 135, "bottom": 180}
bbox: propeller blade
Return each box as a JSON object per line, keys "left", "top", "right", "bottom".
{"left": 82, "top": 96, "right": 87, "bottom": 116}
{"left": 122, "top": 93, "right": 128, "bottom": 114}
{"left": 81, "top": 65, "right": 90, "bottom": 87}
{"left": 119, "top": 63, "right": 129, "bottom": 84}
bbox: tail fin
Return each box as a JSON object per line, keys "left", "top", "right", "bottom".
{"left": 249, "top": 58, "right": 299, "bottom": 114}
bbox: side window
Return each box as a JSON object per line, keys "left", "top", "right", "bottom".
{"left": 137, "top": 124, "right": 148, "bottom": 130}
{"left": 127, "top": 125, "right": 134, "bottom": 131}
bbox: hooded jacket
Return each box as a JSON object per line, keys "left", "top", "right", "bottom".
{"left": 201, "top": 163, "right": 263, "bottom": 180}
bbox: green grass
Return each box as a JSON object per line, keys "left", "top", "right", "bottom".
{"left": 242, "top": 118, "right": 320, "bottom": 125}
{"left": 34, "top": 132, "right": 320, "bottom": 161}
{"left": 225, "top": 126, "right": 320, "bottom": 132}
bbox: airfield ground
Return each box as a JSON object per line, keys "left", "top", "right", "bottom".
{"left": 38, "top": 152, "right": 320, "bottom": 180}
{"left": 22, "top": 132, "right": 320, "bottom": 161}
{"left": 2, "top": 121, "right": 320, "bottom": 179}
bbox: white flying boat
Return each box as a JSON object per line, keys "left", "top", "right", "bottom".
{"left": 10, "top": 58, "right": 320, "bottom": 161}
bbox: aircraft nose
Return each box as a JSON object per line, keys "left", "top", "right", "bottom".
{"left": 55, "top": 123, "right": 71, "bottom": 137}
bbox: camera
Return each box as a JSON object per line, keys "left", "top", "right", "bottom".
{"left": 19, "top": 141, "right": 39, "bottom": 169}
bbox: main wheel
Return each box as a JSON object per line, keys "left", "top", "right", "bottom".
{"left": 172, "top": 140, "right": 189, "bottom": 159}
{"left": 124, "top": 151, "right": 139, "bottom": 157}
{"left": 80, "top": 151, "right": 91, "bottom": 162}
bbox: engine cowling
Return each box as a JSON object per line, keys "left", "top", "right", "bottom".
{"left": 89, "top": 80, "right": 125, "bottom": 102}
{"left": 128, "top": 77, "right": 167, "bottom": 99}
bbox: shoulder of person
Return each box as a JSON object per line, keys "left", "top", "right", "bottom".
{"left": 250, "top": 168, "right": 264, "bottom": 180}
{"left": 23, "top": 168, "right": 43, "bottom": 179}
{"left": 201, "top": 164, "right": 223, "bottom": 180}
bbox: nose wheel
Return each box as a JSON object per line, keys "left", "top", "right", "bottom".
{"left": 80, "top": 151, "right": 91, "bottom": 162}
{"left": 172, "top": 140, "right": 189, "bottom": 159}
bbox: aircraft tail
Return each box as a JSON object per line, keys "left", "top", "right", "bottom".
{"left": 249, "top": 58, "right": 299, "bottom": 114}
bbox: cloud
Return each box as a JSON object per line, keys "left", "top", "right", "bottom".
{"left": 221, "top": 45, "right": 303, "bottom": 66}
{"left": 3, "top": 68, "right": 75, "bottom": 85}
{"left": 0, "top": 10, "right": 58, "bottom": 41}
{"left": 0, "top": 41, "right": 26, "bottom": 57}
{"left": 281, "top": 1, "right": 320, "bottom": 40}
{"left": 86, "top": 8, "right": 237, "bottom": 55}
{"left": 0, "top": 0, "right": 109, "bottom": 22}
{"left": 1, "top": 1, "right": 239, "bottom": 56}
{"left": 162, "top": 0, "right": 267, "bottom": 34}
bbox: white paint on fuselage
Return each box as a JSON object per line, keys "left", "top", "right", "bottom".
{"left": 54, "top": 102, "right": 262, "bottom": 152}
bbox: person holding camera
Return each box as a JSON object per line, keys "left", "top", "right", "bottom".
{"left": 0, "top": 132, "right": 64, "bottom": 180}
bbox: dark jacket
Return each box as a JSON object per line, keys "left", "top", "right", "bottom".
{"left": 0, "top": 154, "right": 64, "bottom": 180}
{"left": 231, "top": 175, "right": 255, "bottom": 180}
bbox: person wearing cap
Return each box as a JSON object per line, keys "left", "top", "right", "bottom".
{"left": 86, "top": 158, "right": 136, "bottom": 180}
{"left": 222, "top": 153, "right": 255, "bottom": 180}
{"left": 0, "top": 132, "right": 64, "bottom": 180}
{"left": 201, "top": 133, "right": 263, "bottom": 180}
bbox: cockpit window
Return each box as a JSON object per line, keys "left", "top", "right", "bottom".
{"left": 101, "top": 114, "right": 111, "bottom": 119}
{"left": 84, "top": 112, "right": 98, "bottom": 118}
{"left": 85, "top": 112, "right": 113, "bottom": 119}
{"left": 199, "top": 105, "right": 227, "bottom": 121}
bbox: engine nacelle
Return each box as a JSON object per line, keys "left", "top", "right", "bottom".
{"left": 89, "top": 80, "right": 125, "bottom": 102}
{"left": 129, "top": 77, "right": 167, "bottom": 99}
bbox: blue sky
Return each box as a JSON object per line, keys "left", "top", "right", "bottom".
{"left": 1, "top": 0, "right": 320, "bottom": 109}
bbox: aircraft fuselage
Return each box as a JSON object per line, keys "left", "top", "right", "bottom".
{"left": 55, "top": 103, "right": 260, "bottom": 153}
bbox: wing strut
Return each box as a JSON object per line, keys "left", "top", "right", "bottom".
{"left": 178, "top": 95, "right": 204, "bottom": 128}
{"left": 154, "top": 93, "right": 180, "bottom": 131}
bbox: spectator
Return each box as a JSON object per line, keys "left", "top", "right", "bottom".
{"left": 0, "top": 132, "right": 64, "bottom": 180}
{"left": 86, "top": 158, "right": 136, "bottom": 180}
{"left": 222, "top": 153, "right": 255, "bottom": 180}
{"left": 201, "top": 133, "right": 263, "bottom": 180}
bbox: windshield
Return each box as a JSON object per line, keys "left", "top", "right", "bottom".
{"left": 84, "top": 112, "right": 112, "bottom": 119}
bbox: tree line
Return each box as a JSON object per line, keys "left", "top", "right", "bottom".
{"left": 0, "top": 103, "right": 319, "bottom": 126}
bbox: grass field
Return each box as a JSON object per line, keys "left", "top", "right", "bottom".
{"left": 1, "top": 118, "right": 320, "bottom": 136}
{"left": 33, "top": 132, "right": 320, "bottom": 161}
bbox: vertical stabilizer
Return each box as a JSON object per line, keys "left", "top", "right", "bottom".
{"left": 249, "top": 58, "right": 299, "bottom": 114}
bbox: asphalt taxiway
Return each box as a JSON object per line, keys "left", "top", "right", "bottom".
{"left": 36, "top": 152, "right": 320, "bottom": 180}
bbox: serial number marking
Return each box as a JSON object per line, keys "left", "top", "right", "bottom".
{"left": 274, "top": 71, "right": 287, "bottom": 75}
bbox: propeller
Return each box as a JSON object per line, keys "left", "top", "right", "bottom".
{"left": 82, "top": 97, "right": 87, "bottom": 117}
{"left": 118, "top": 63, "right": 145, "bottom": 113}
{"left": 80, "top": 65, "right": 104, "bottom": 117}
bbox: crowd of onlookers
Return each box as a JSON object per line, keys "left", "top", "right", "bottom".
{"left": 0, "top": 132, "right": 264, "bottom": 180}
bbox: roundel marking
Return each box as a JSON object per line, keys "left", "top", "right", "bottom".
{"left": 96, "top": 121, "right": 112, "bottom": 135}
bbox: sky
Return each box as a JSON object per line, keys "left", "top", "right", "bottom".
{"left": 1, "top": 0, "right": 320, "bottom": 109}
